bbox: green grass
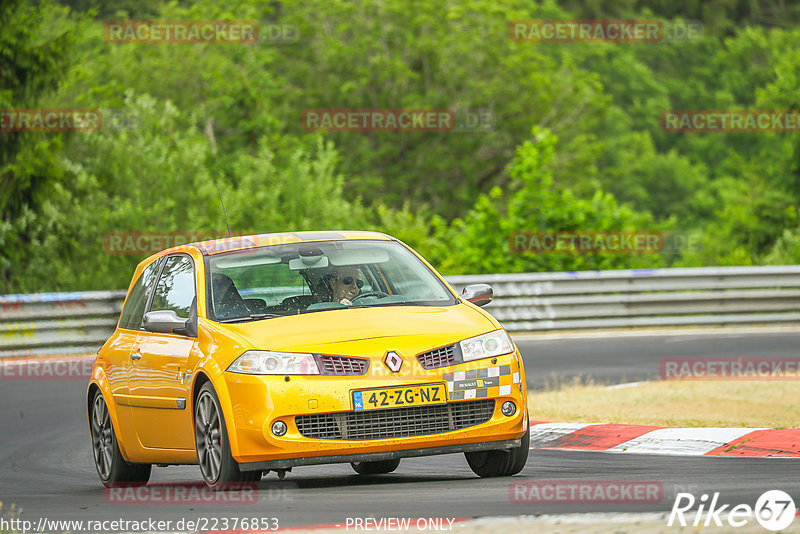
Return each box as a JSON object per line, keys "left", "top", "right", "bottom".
{"left": 527, "top": 379, "right": 800, "bottom": 428}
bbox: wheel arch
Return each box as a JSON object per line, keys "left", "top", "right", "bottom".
{"left": 191, "top": 370, "right": 212, "bottom": 421}
{"left": 86, "top": 371, "right": 135, "bottom": 462}
{"left": 189, "top": 366, "right": 244, "bottom": 459}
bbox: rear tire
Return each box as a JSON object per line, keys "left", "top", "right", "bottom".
{"left": 90, "top": 390, "right": 151, "bottom": 487}
{"left": 195, "top": 382, "right": 259, "bottom": 489}
{"left": 351, "top": 459, "right": 401, "bottom": 475}
{"left": 465, "top": 427, "right": 530, "bottom": 477}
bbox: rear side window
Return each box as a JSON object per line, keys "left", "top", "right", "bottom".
{"left": 150, "top": 255, "right": 196, "bottom": 319}
{"left": 118, "top": 259, "right": 162, "bottom": 330}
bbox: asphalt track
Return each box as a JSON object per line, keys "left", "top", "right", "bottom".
{"left": 516, "top": 328, "right": 800, "bottom": 389}
{"left": 1, "top": 328, "right": 799, "bottom": 530}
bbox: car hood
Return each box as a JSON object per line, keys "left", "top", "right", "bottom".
{"left": 220, "top": 303, "right": 497, "bottom": 356}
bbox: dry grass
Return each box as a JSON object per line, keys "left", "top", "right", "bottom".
{"left": 527, "top": 379, "right": 800, "bottom": 428}
{"left": 0, "top": 501, "right": 19, "bottom": 534}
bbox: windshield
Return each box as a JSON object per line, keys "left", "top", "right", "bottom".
{"left": 205, "top": 240, "right": 457, "bottom": 322}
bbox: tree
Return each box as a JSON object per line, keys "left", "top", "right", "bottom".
{"left": 422, "top": 128, "right": 660, "bottom": 274}
{"left": 0, "top": 0, "right": 82, "bottom": 290}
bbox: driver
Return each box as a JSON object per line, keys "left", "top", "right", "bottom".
{"left": 327, "top": 267, "right": 364, "bottom": 306}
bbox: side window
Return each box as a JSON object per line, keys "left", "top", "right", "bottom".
{"left": 118, "top": 259, "right": 162, "bottom": 330}
{"left": 150, "top": 255, "right": 196, "bottom": 319}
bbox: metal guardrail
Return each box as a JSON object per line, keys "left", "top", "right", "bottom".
{"left": 2, "top": 266, "right": 800, "bottom": 357}
{"left": 447, "top": 265, "right": 800, "bottom": 331}
{"left": 0, "top": 290, "right": 126, "bottom": 358}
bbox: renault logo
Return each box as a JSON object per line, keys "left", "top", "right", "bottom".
{"left": 383, "top": 351, "right": 403, "bottom": 373}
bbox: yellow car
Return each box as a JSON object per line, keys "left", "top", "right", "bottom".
{"left": 87, "top": 231, "right": 529, "bottom": 489}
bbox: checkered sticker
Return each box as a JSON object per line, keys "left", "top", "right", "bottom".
{"left": 442, "top": 364, "right": 520, "bottom": 400}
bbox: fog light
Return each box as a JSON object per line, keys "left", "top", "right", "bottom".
{"left": 501, "top": 401, "right": 516, "bottom": 417}
{"left": 271, "top": 421, "right": 287, "bottom": 436}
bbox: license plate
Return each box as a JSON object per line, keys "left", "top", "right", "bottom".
{"left": 352, "top": 383, "right": 447, "bottom": 411}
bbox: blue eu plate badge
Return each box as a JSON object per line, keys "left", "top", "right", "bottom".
{"left": 353, "top": 391, "right": 364, "bottom": 411}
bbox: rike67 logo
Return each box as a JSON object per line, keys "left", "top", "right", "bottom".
{"left": 669, "top": 490, "right": 796, "bottom": 531}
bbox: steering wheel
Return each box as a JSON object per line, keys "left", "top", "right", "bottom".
{"left": 351, "top": 290, "right": 391, "bottom": 302}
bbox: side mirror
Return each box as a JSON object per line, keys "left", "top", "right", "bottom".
{"left": 143, "top": 310, "right": 189, "bottom": 335}
{"left": 461, "top": 284, "right": 493, "bottom": 307}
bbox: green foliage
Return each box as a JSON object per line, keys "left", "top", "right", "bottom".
{"left": 555, "top": 0, "right": 800, "bottom": 36}
{"left": 270, "top": 0, "right": 617, "bottom": 216}
{"left": 0, "top": 0, "right": 83, "bottom": 289}
{"left": 1, "top": 94, "right": 369, "bottom": 292}
{"left": 764, "top": 227, "right": 800, "bottom": 266}
{"left": 3, "top": 0, "right": 800, "bottom": 293}
{"left": 424, "top": 129, "right": 661, "bottom": 274}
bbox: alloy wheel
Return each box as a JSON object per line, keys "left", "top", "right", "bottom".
{"left": 91, "top": 394, "right": 113, "bottom": 480}
{"left": 195, "top": 391, "right": 223, "bottom": 482}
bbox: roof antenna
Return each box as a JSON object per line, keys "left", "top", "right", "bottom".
{"left": 217, "top": 182, "right": 232, "bottom": 237}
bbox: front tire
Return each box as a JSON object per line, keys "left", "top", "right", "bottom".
{"left": 195, "top": 382, "right": 259, "bottom": 489}
{"left": 90, "top": 391, "right": 151, "bottom": 487}
{"left": 351, "top": 459, "right": 401, "bottom": 475}
{"left": 465, "top": 427, "right": 530, "bottom": 477}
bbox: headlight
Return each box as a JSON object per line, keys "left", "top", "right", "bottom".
{"left": 460, "top": 330, "right": 514, "bottom": 362}
{"left": 227, "top": 350, "right": 320, "bottom": 375}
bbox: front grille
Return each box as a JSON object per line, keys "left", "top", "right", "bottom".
{"left": 417, "top": 344, "right": 458, "bottom": 369}
{"left": 295, "top": 399, "right": 495, "bottom": 440}
{"left": 316, "top": 355, "right": 368, "bottom": 375}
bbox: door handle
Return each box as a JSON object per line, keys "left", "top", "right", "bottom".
{"left": 130, "top": 352, "right": 142, "bottom": 361}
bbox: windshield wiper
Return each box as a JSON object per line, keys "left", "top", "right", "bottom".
{"left": 218, "top": 313, "right": 285, "bottom": 323}
{"left": 350, "top": 301, "right": 409, "bottom": 309}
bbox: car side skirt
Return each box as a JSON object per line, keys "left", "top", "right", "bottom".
{"left": 238, "top": 438, "right": 521, "bottom": 471}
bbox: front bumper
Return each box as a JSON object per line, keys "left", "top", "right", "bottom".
{"left": 222, "top": 351, "right": 527, "bottom": 465}
{"left": 239, "top": 438, "right": 521, "bottom": 471}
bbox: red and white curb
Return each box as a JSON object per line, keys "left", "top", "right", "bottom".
{"left": 529, "top": 422, "right": 800, "bottom": 457}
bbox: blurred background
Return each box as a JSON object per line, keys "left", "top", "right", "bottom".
{"left": 3, "top": 0, "right": 800, "bottom": 293}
